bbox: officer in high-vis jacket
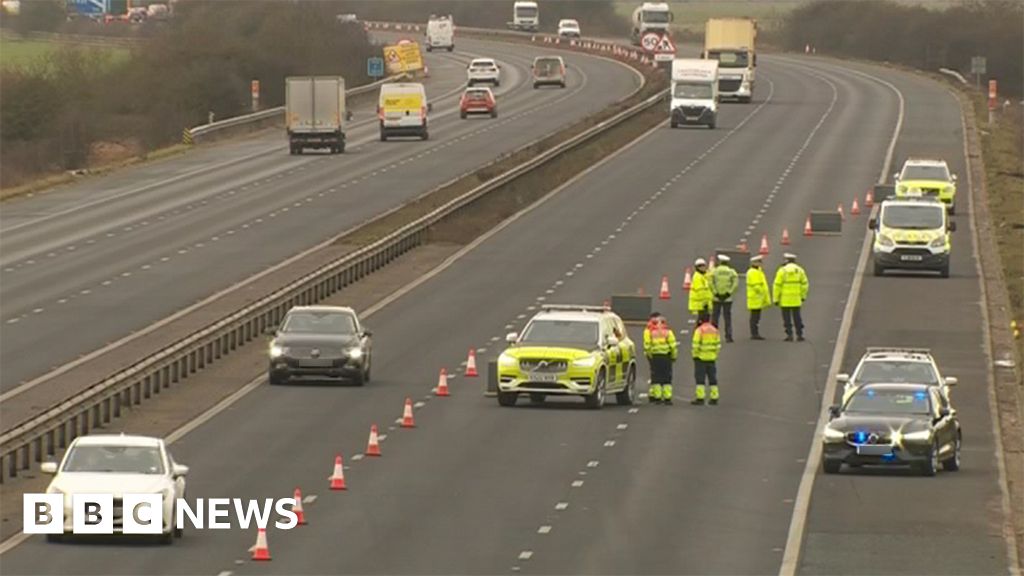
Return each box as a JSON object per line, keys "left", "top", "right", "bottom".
{"left": 643, "top": 312, "right": 678, "bottom": 405}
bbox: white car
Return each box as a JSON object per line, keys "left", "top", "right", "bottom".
{"left": 42, "top": 435, "right": 189, "bottom": 543}
{"left": 558, "top": 19, "right": 581, "bottom": 38}
{"left": 467, "top": 58, "right": 500, "bottom": 87}
{"left": 838, "top": 347, "right": 957, "bottom": 404}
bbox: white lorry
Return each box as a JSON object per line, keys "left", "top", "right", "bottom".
{"left": 670, "top": 59, "right": 719, "bottom": 129}
{"left": 508, "top": 1, "right": 539, "bottom": 32}
{"left": 703, "top": 18, "right": 757, "bottom": 103}
{"left": 425, "top": 14, "right": 454, "bottom": 52}
{"left": 630, "top": 2, "right": 673, "bottom": 45}
{"left": 286, "top": 76, "right": 348, "bottom": 155}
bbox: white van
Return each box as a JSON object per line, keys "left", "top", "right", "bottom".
{"left": 670, "top": 59, "right": 718, "bottom": 129}
{"left": 378, "top": 83, "right": 431, "bottom": 141}
{"left": 425, "top": 15, "right": 454, "bottom": 52}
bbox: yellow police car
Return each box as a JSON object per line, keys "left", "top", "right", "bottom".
{"left": 894, "top": 158, "right": 958, "bottom": 214}
{"left": 869, "top": 196, "right": 955, "bottom": 277}
{"left": 497, "top": 305, "right": 638, "bottom": 409}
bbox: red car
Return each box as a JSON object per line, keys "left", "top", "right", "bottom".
{"left": 460, "top": 87, "right": 497, "bottom": 119}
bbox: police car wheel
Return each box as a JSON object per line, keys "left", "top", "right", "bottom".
{"left": 822, "top": 458, "right": 841, "bottom": 474}
{"left": 939, "top": 263, "right": 950, "bottom": 278}
{"left": 498, "top": 391, "right": 518, "bottom": 407}
{"left": 918, "top": 442, "right": 939, "bottom": 477}
{"left": 585, "top": 372, "right": 606, "bottom": 409}
{"left": 942, "top": 434, "right": 961, "bottom": 471}
{"left": 616, "top": 364, "right": 637, "bottom": 405}
{"left": 873, "top": 262, "right": 885, "bottom": 277}
{"left": 948, "top": 203, "right": 956, "bottom": 215}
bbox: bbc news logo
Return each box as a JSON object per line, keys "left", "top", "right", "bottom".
{"left": 24, "top": 494, "right": 299, "bottom": 534}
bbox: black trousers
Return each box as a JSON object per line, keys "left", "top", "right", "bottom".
{"left": 712, "top": 300, "right": 733, "bottom": 338}
{"left": 749, "top": 308, "right": 762, "bottom": 336}
{"left": 781, "top": 306, "right": 804, "bottom": 337}
{"left": 694, "top": 359, "right": 718, "bottom": 385}
{"left": 649, "top": 355, "right": 673, "bottom": 385}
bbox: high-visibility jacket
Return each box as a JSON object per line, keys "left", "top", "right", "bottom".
{"left": 773, "top": 262, "right": 809, "bottom": 307}
{"left": 746, "top": 266, "right": 772, "bottom": 310}
{"left": 644, "top": 326, "right": 678, "bottom": 360}
{"left": 688, "top": 270, "right": 713, "bottom": 314}
{"left": 691, "top": 322, "right": 721, "bottom": 361}
{"left": 711, "top": 265, "right": 739, "bottom": 302}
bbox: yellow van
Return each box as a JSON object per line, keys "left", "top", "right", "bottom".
{"left": 378, "top": 83, "right": 431, "bottom": 141}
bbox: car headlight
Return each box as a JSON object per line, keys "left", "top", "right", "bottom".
{"left": 930, "top": 236, "right": 946, "bottom": 248}
{"left": 943, "top": 185, "right": 954, "bottom": 194}
{"left": 897, "top": 185, "right": 907, "bottom": 194}
{"left": 269, "top": 344, "right": 285, "bottom": 358}
{"left": 498, "top": 353, "right": 517, "bottom": 367}
{"left": 878, "top": 234, "right": 895, "bottom": 247}
{"left": 347, "top": 347, "right": 363, "bottom": 359}
{"left": 572, "top": 356, "right": 597, "bottom": 368}
{"left": 823, "top": 426, "right": 846, "bottom": 441}
{"left": 900, "top": 429, "right": 933, "bottom": 442}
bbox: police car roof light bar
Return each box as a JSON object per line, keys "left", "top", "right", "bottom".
{"left": 540, "top": 304, "right": 610, "bottom": 312}
{"left": 865, "top": 346, "right": 932, "bottom": 355}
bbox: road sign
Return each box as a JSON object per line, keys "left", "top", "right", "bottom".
{"left": 640, "top": 32, "right": 660, "bottom": 53}
{"left": 250, "top": 80, "right": 260, "bottom": 111}
{"left": 654, "top": 34, "right": 675, "bottom": 55}
{"left": 367, "top": 56, "right": 384, "bottom": 78}
{"left": 988, "top": 79, "right": 998, "bottom": 111}
{"left": 970, "top": 56, "right": 986, "bottom": 75}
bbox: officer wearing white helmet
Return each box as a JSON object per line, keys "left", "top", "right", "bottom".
{"left": 710, "top": 254, "right": 739, "bottom": 342}
{"left": 746, "top": 254, "right": 772, "bottom": 340}
{"left": 687, "top": 258, "right": 713, "bottom": 323}
{"left": 773, "top": 253, "right": 809, "bottom": 341}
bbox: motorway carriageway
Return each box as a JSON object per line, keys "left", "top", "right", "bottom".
{"left": 0, "top": 52, "right": 1014, "bottom": 576}
{"left": 0, "top": 33, "right": 641, "bottom": 392}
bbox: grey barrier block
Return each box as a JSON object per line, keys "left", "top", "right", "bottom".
{"left": 810, "top": 211, "right": 843, "bottom": 235}
{"left": 611, "top": 294, "right": 653, "bottom": 323}
{"left": 485, "top": 360, "right": 498, "bottom": 396}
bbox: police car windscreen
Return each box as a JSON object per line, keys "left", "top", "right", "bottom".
{"left": 520, "top": 320, "right": 598, "bottom": 346}
{"left": 282, "top": 311, "right": 356, "bottom": 335}
{"left": 642, "top": 10, "right": 670, "bottom": 23}
{"left": 845, "top": 389, "right": 931, "bottom": 415}
{"left": 63, "top": 445, "right": 165, "bottom": 474}
{"left": 709, "top": 51, "right": 749, "bottom": 68}
{"left": 855, "top": 362, "right": 938, "bottom": 385}
{"left": 901, "top": 165, "right": 949, "bottom": 180}
{"left": 674, "top": 83, "right": 713, "bottom": 99}
{"left": 881, "top": 206, "right": 944, "bottom": 229}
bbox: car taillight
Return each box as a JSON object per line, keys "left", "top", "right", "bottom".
{"left": 377, "top": 106, "right": 383, "bottom": 120}
{"left": 421, "top": 105, "right": 427, "bottom": 118}
{"left": 561, "top": 65, "right": 566, "bottom": 75}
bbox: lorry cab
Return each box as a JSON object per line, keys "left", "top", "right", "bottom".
{"left": 868, "top": 196, "right": 955, "bottom": 278}
{"left": 670, "top": 59, "right": 718, "bottom": 129}
{"left": 425, "top": 14, "right": 454, "bottom": 52}
{"left": 631, "top": 2, "right": 673, "bottom": 44}
{"left": 703, "top": 18, "right": 757, "bottom": 103}
{"left": 378, "top": 83, "right": 431, "bottom": 142}
{"left": 510, "top": 1, "right": 539, "bottom": 32}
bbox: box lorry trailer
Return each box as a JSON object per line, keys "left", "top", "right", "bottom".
{"left": 703, "top": 18, "right": 756, "bottom": 103}
{"left": 631, "top": 2, "right": 673, "bottom": 45}
{"left": 508, "top": 1, "right": 539, "bottom": 32}
{"left": 286, "top": 76, "right": 348, "bottom": 155}
{"left": 670, "top": 59, "right": 719, "bottom": 129}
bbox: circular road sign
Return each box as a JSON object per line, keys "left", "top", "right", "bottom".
{"left": 640, "top": 32, "right": 661, "bottom": 52}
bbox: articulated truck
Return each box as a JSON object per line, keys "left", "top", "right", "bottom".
{"left": 630, "top": 2, "right": 673, "bottom": 45}
{"left": 703, "top": 18, "right": 757, "bottom": 103}
{"left": 508, "top": 1, "right": 539, "bottom": 32}
{"left": 286, "top": 76, "right": 348, "bottom": 155}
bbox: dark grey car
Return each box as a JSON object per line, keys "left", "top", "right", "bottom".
{"left": 268, "top": 306, "right": 372, "bottom": 386}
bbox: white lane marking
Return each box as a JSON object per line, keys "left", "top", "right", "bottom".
{"left": 351, "top": 454, "right": 364, "bottom": 461}
{"left": 303, "top": 495, "right": 317, "bottom": 504}
{"left": 587, "top": 460, "right": 599, "bottom": 468}
{"left": 616, "top": 423, "right": 628, "bottom": 430}
{"left": 555, "top": 502, "right": 569, "bottom": 511}
{"left": 538, "top": 526, "right": 552, "bottom": 534}
{"left": 518, "top": 551, "right": 533, "bottom": 561}
{"left": 571, "top": 480, "right": 584, "bottom": 487}
{"left": 778, "top": 60, "right": 904, "bottom": 576}
{"left": 604, "top": 440, "right": 615, "bottom": 447}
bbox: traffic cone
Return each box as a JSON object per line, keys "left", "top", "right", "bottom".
{"left": 781, "top": 227, "right": 791, "bottom": 245}
{"left": 682, "top": 267, "right": 693, "bottom": 291}
{"left": 401, "top": 397, "right": 415, "bottom": 428}
{"left": 435, "top": 368, "right": 450, "bottom": 397}
{"left": 851, "top": 197, "right": 861, "bottom": 216}
{"left": 328, "top": 454, "right": 347, "bottom": 490}
{"left": 250, "top": 528, "right": 271, "bottom": 561}
{"left": 738, "top": 238, "right": 749, "bottom": 253}
{"left": 659, "top": 275, "right": 671, "bottom": 300}
{"left": 465, "top": 349, "right": 478, "bottom": 377}
{"left": 759, "top": 234, "right": 770, "bottom": 255}
{"left": 365, "top": 424, "right": 382, "bottom": 457}
{"left": 292, "top": 488, "right": 306, "bottom": 525}
{"left": 804, "top": 215, "right": 813, "bottom": 237}
{"left": 866, "top": 189, "right": 874, "bottom": 207}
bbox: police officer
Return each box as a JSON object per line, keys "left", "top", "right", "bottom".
{"left": 691, "top": 316, "right": 722, "bottom": 405}
{"left": 643, "top": 312, "right": 678, "bottom": 405}
{"left": 688, "top": 258, "right": 713, "bottom": 323}
{"left": 710, "top": 254, "right": 739, "bottom": 342}
{"left": 773, "top": 252, "right": 809, "bottom": 341}
{"left": 746, "top": 255, "right": 771, "bottom": 340}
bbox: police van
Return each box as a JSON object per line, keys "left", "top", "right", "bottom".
{"left": 868, "top": 195, "right": 955, "bottom": 277}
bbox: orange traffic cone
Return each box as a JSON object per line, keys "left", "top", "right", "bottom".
{"left": 738, "top": 238, "right": 749, "bottom": 253}
{"left": 250, "top": 528, "right": 271, "bottom": 561}
{"left": 837, "top": 202, "right": 845, "bottom": 221}
{"left": 682, "top": 267, "right": 693, "bottom": 291}
{"left": 465, "top": 349, "right": 478, "bottom": 377}
{"left": 435, "top": 368, "right": 450, "bottom": 397}
{"left": 865, "top": 189, "right": 874, "bottom": 207}
{"left": 292, "top": 487, "right": 306, "bottom": 525}
{"left": 401, "top": 397, "right": 415, "bottom": 428}
{"left": 759, "top": 234, "right": 770, "bottom": 255}
{"left": 851, "top": 197, "right": 861, "bottom": 216}
{"left": 781, "top": 227, "right": 791, "bottom": 245}
{"left": 365, "top": 424, "right": 382, "bottom": 457}
{"left": 804, "top": 215, "right": 813, "bottom": 237}
{"left": 659, "top": 275, "right": 671, "bottom": 300}
{"left": 328, "top": 454, "right": 347, "bottom": 490}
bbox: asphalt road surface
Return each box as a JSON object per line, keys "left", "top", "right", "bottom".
{"left": 0, "top": 51, "right": 1011, "bottom": 575}
{"left": 0, "top": 34, "right": 641, "bottom": 391}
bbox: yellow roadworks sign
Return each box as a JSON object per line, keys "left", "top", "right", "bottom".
{"left": 383, "top": 43, "right": 424, "bottom": 75}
